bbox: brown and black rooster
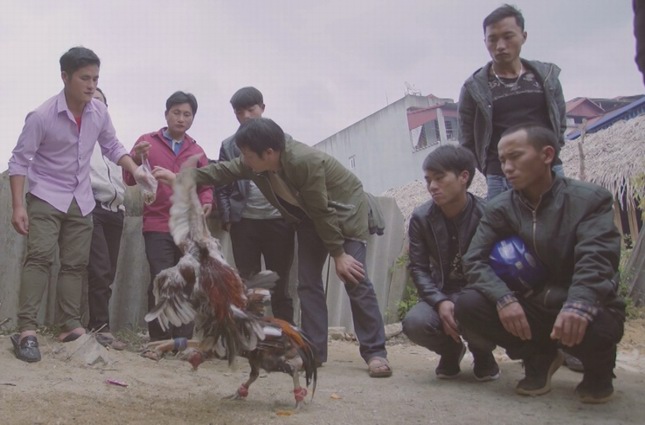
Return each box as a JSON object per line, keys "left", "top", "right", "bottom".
{"left": 144, "top": 160, "right": 317, "bottom": 407}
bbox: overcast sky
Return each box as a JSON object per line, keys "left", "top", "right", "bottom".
{"left": 1, "top": 0, "right": 642, "bottom": 170}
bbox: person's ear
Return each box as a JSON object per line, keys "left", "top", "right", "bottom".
{"left": 542, "top": 145, "right": 555, "bottom": 165}
{"left": 459, "top": 170, "right": 470, "bottom": 184}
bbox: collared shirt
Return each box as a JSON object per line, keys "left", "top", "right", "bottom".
{"left": 162, "top": 129, "right": 183, "bottom": 155}
{"left": 8, "top": 90, "right": 128, "bottom": 216}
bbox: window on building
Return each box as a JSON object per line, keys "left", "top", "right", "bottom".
{"left": 349, "top": 155, "right": 356, "bottom": 169}
{"left": 445, "top": 120, "right": 454, "bottom": 140}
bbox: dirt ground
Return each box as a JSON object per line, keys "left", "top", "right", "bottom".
{"left": 1, "top": 318, "right": 644, "bottom": 425}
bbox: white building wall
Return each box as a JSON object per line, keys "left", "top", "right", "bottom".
{"left": 315, "top": 95, "right": 445, "bottom": 194}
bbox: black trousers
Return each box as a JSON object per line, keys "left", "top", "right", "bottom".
{"left": 229, "top": 217, "right": 295, "bottom": 323}
{"left": 454, "top": 289, "right": 624, "bottom": 372}
{"left": 87, "top": 207, "right": 123, "bottom": 332}
{"left": 144, "top": 232, "right": 194, "bottom": 341}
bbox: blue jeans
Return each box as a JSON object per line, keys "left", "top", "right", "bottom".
{"left": 487, "top": 164, "right": 565, "bottom": 201}
{"left": 295, "top": 217, "right": 386, "bottom": 363}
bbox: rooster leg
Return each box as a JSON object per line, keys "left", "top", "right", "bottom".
{"left": 292, "top": 372, "right": 308, "bottom": 409}
{"left": 224, "top": 363, "right": 260, "bottom": 401}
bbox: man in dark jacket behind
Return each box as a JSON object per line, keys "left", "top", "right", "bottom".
{"left": 455, "top": 124, "right": 625, "bottom": 404}
{"left": 458, "top": 4, "right": 566, "bottom": 200}
{"left": 403, "top": 145, "right": 499, "bottom": 381}
{"left": 214, "top": 87, "right": 294, "bottom": 323}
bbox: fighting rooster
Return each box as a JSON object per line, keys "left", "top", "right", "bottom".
{"left": 144, "top": 159, "right": 317, "bottom": 407}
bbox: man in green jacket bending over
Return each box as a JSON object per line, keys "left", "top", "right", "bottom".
{"left": 455, "top": 124, "right": 625, "bottom": 403}
{"left": 154, "top": 117, "right": 391, "bottom": 377}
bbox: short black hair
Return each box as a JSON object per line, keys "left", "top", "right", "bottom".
{"left": 230, "top": 86, "right": 264, "bottom": 110}
{"left": 483, "top": 4, "right": 525, "bottom": 32}
{"left": 235, "top": 117, "right": 285, "bottom": 157}
{"left": 59, "top": 46, "right": 100, "bottom": 76}
{"left": 166, "top": 91, "right": 198, "bottom": 115}
{"left": 501, "top": 124, "right": 560, "bottom": 160}
{"left": 95, "top": 87, "right": 107, "bottom": 107}
{"left": 422, "top": 144, "right": 477, "bottom": 188}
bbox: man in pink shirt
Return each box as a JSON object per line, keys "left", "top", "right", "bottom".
{"left": 123, "top": 91, "right": 212, "bottom": 342}
{"left": 8, "top": 46, "right": 140, "bottom": 362}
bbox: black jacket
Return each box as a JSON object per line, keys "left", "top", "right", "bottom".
{"left": 408, "top": 193, "right": 486, "bottom": 308}
{"left": 463, "top": 175, "right": 625, "bottom": 316}
{"left": 213, "top": 135, "right": 250, "bottom": 224}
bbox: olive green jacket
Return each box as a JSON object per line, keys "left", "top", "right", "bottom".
{"left": 194, "top": 136, "right": 368, "bottom": 257}
{"left": 463, "top": 175, "right": 625, "bottom": 316}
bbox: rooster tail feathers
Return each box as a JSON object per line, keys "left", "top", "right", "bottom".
{"left": 145, "top": 262, "right": 197, "bottom": 330}
{"left": 295, "top": 329, "right": 318, "bottom": 392}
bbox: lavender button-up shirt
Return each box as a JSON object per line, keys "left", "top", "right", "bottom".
{"left": 8, "top": 90, "right": 129, "bottom": 216}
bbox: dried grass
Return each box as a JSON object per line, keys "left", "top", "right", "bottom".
{"left": 384, "top": 115, "right": 645, "bottom": 224}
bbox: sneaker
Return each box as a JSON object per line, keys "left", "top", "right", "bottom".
{"left": 515, "top": 350, "right": 564, "bottom": 396}
{"left": 562, "top": 351, "right": 584, "bottom": 373}
{"left": 472, "top": 350, "right": 500, "bottom": 382}
{"left": 575, "top": 370, "right": 614, "bottom": 404}
{"left": 436, "top": 343, "right": 466, "bottom": 379}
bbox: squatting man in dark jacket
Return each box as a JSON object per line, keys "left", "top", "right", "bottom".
{"left": 455, "top": 124, "right": 625, "bottom": 404}
{"left": 403, "top": 145, "right": 500, "bottom": 381}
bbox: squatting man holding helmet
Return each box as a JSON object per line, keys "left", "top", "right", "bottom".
{"left": 454, "top": 124, "right": 625, "bottom": 404}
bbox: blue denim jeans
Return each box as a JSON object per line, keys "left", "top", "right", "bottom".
{"left": 295, "top": 217, "right": 386, "bottom": 363}
{"left": 486, "top": 175, "right": 512, "bottom": 200}
{"left": 487, "top": 164, "right": 565, "bottom": 201}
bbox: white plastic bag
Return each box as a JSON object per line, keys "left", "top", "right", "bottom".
{"left": 134, "top": 156, "right": 158, "bottom": 205}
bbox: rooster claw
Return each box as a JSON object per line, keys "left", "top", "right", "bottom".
{"left": 223, "top": 393, "right": 246, "bottom": 401}
{"left": 224, "top": 384, "right": 249, "bottom": 401}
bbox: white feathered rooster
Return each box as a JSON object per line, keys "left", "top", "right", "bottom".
{"left": 144, "top": 157, "right": 317, "bottom": 408}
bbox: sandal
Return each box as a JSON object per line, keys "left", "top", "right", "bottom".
{"left": 96, "top": 333, "right": 127, "bottom": 351}
{"left": 368, "top": 356, "right": 393, "bottom": 378}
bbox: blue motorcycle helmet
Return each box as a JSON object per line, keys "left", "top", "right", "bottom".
{"left": 489, "top": 236, "right": 547, "bottom": 297}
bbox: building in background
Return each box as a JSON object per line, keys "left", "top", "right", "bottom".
{"left": 315, "top": 94, "right": 459, "bottom": 194}
{"left": 566, "top": 95, "right": 645, "bottom": 139}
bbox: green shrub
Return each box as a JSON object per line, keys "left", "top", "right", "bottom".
{"left": 397, "top": 283, "right": 419, "bottom": 321}
{"left": 619, "top": 247, "right": 637, "bottom": 319}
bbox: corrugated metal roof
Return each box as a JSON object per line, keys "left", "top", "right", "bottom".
{"left": 567, "top": 96, "right": 645, "bottom": 140}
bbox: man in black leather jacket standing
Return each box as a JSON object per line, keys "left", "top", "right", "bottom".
{"left": 402, "top": 145, "right": 499, "bottom": 381}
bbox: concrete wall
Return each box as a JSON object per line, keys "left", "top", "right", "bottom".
{"left": 315, "top": 95, "right": 441, "bottom": 195}
{"left": 0, "top": 170, "right": 407, "bottom": 333}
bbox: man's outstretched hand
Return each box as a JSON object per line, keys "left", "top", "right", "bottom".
{"left": 152, "top": 167, "right": 176, "bottom": 185}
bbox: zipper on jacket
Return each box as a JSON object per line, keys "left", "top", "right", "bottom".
{"left": 519, "top": 195, "right": 546, "bottom": 265}
{"left": 428, "top": 218, "right": 445, "bottom": 287}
